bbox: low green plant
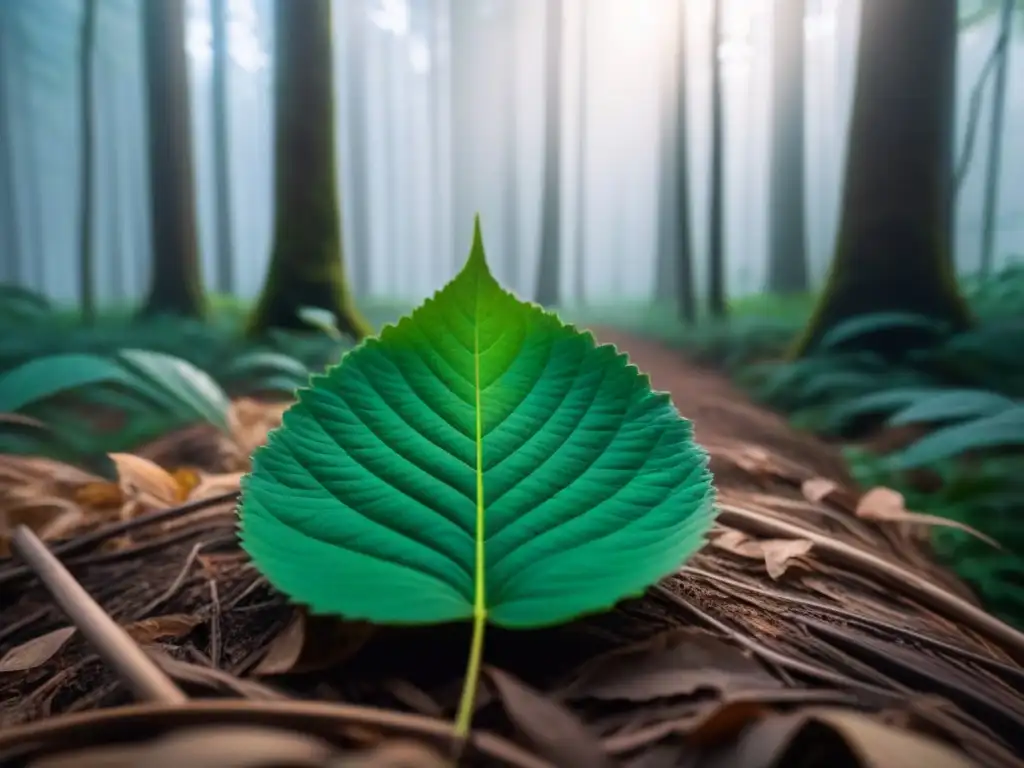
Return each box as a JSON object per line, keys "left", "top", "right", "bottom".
{"left": 238, "top": 221, "right": 718, "bottom": 737}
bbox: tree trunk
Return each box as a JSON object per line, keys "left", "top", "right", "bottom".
{"left": 0, "top": 7, "right": 23, "bottom": 284}
{"left": 706, "top": 0, "right": 726, "bottom": 318}
{"left": 210, "top": 0, "right": 235, "bottom": 294}
{"left": 246, "top": 0, "right": 369, "bottom": 340}
{"left": 105, "top": 54, "right": 128, "bottom": 302}
{"left": 449, "top": 1, "right": 474, "bottom": 271}
{"left": 766, "top": 0, "right": 808, "bottom": 295}
{"left": 78, "top": 0, "right": 97, "bottom": 321}
{"left": 571, "top": 0, "right": 587, "bottom": 307}
{"left": 533, "top": 0, "right": 563, "bottom": 307}
{"left": 795, "top": 0, "right": 970, "bottom": 356}
{"left": 503, "top": 0, "right": 521, "bottom": 295}
{"left": 344, "top": 0, "right": 371, "bottom": 298}
{"left": 978, "top": 0, "right": 1014, "bottom": 277}
{"left": 139, "top": 0, "right": 206, "bottom": 318}
{"left": 655, "top": 0, "right": 696, "bottom": 323}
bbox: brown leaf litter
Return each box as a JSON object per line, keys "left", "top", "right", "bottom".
{"left": 0, "top": 330, "right": 1023, "bottom": 767}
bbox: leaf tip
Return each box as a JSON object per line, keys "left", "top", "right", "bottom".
{"left": 467, "top": 215, "right": 488, "bottom": 271}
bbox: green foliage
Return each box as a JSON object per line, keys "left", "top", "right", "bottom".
{"left": 239, "top": 222, "right": 717, "bottom": 736}
{"left": 0, "top": 288, "right": 367, "bottom": 464}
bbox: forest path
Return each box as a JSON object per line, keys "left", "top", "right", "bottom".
{"left": 586, "top": 326, "right": 853, "bottom": 486}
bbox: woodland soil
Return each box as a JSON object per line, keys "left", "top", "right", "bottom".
{"left": 0, "top": 329, "right": 1022, "bottom": 767}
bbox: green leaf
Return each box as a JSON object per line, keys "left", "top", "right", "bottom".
{"left": 817, "top": 312, "right": 949, "bottom": 352}
{"left": 887, "top": 390, "right": 1017, "bottom": 427}
{"left": 822, "top": 387, "right": 944, "bottom": 431}
{"left": 239, "top": 220, "right": 716, "bottom": 738}
{"left": 0, "top": 353, "right": 137, "bottom": 413}
{"left": 117, "top": 349, "right": 231, "bottom": 433}
{"left": 893, "top": 407, "right": 1024, "bottom": 469}
{"left": 219, "top": 351, "right": 311, "bottom": 382}
{"left": 297, "top": 306, "right": 343, "bottom": 340}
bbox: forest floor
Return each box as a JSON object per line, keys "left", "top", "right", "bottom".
{"left": 1, "top": 329, "right": 1023, "bottom": 767}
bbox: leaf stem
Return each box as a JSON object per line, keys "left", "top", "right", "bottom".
{"left": 454, "top": 604, "right": 486, "bottom": 737}
{"left": 454, "top": 318, "right": 489, "bottom": 739}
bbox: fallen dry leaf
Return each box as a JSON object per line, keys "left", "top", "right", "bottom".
{"left": 713, "top": 708, "right": 978, "bottom": 768}
{"left": 122, "top": 614, "right": 204, "bottom": 644}
{"left": 486, "top": 666, "right": 614, "bottom": 768}
{"left": 560, "top": 628, "right": 780, "bottom": 703}
{"left": 228, "top": 398, "right": 289, "bottom": 458}
{"left": 169, "top": 467, "right": 203, "bottom": 497}
{"left": 712, "top": 529, "right": 813, "bottom": 579}
{"left": 0, "top": 626, "right": 77, "bottom": 673}
{"left": 110, "top": 453, "right": 188, "bottom": 510}
{"left": 856, "top": 487, "right": 1001, "bottom": 549}
{"left": 254, "top": 610, "right": 374, "bottom": 676}
{"left": 802, "top": 477, "right": 839, "bottom": 503}
{"left": 187, "top": 471, "right": 244, "bottom": 502}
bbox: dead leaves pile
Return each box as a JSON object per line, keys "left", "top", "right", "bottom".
{"left": 0, "top": 397, "right": 286, "bottom": 557}
{"left": 534, "top": 628, "right": 981, "bottom": 767}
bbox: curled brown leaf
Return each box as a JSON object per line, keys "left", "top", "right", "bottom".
{"left": 856, "top": 487, "right": 1001, "bottom": 550}
{"left": 712, "top": 529, "right": 813, "bottom": 580}
{"left": 254, "top": 610, "right": 374, "bottom": 676}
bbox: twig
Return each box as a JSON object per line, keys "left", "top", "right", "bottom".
{"left": 651, "top": 583, "right": 897, "bottom": 701}
{"left": 208, "top": 579, "right": 222, "bottom": 669}
{"left": 716, "top": 503, "right": 1024, "bottom": 663}
{"left": 132, "top": 541, "right": 204, "bottom": 619}
{"left": 68, "top": 523, "right": 236, "bottom": 571}
{"left": 0, "top": 491, "right": 239, "bottom": 587}
{"left": 683, "top": 565, "right": 1024, "bottom": 685}
{"left": 0, "top": 700, "right": 553, "bottom": 768}
{"left": 10, "top": 526, "right": 188, "bottom": 705}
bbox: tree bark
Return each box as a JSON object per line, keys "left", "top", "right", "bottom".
{"left": 79, "top": 0, "right": 97, "bottom": 321}
{"left": 139, "top": 0, "right": 206, "bottom": 318}
{"left": 978, "top": 0, "right": 1014, "bottom": 276}
{"left": 571, "top": 0, "right": 587, "bottom": 307}
{"left": 795, "top": 0, "right": 970, "bottom": 356}
{"left": 210, "top": 0, "right": 235, "bottom": 294}
{"left": 246, "top": 0, "right": 369, "bottom": 340}
{"left": 0, "top": 7, "right": 23, "bottom": 284}
{"left": 344, "top": 0, "right": 371, "bottom": 298}
{"left": 766, "top": 0, "right": 808, "bottom": 295}
{"left": 655, "top": 0, "right": 696, "bottom": 322}
{"left": 706, "top": 0, "right": 726, "bottom": 318}
{"left": 533, "top": 0, "right": 563, "bottom": 307}
{"left": 503, "top": 0, "right": 522, "bottom": 295}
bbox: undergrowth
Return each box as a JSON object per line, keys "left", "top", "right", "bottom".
{"left": 0, "top": 287, "right": 410, "bottom": 471}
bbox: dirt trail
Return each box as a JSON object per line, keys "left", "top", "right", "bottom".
{"left": 589, "top": 328, "right": 852, "bottom": 484}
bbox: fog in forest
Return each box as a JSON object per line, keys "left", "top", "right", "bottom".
{"left": 2, "top": 0, "right": 1020, "bottom": 306}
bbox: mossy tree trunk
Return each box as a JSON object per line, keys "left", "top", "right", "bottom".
{"left": 795, "top": 0, "right": 970, "bottom": 356}
{"left": 139, "top": 0, "right": 206, "bottom": 319}
{"left": 247, "top": 0, "right": 369, "bottom": 340}
{"left": 766, "top": 0, "right": 807, "bottom": 295}
{"left": 343, "top": 0, "right": 371, "bottom": 299}
{"left": 533, "top": 0, "right": 563, "bottom": 308}
{"left": 571, "top": 0, "right": 587, "bottom": 306}
{"left": 210, "top": 0, "right": 234, "bottom": 294}
{"left": 0, "top": 6, "right": 23, "bottom": 283}
{"left": 654, "top": 0, "right": 696, "bottom": 323}
{"left": 79, "top": 0, "right": 97, "bottom": 323}
{"left": 503, "top": 0, "right": 522, "bottom": 296}
{"left": 706, "top": 0, "right": 726, "bottom": 318}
